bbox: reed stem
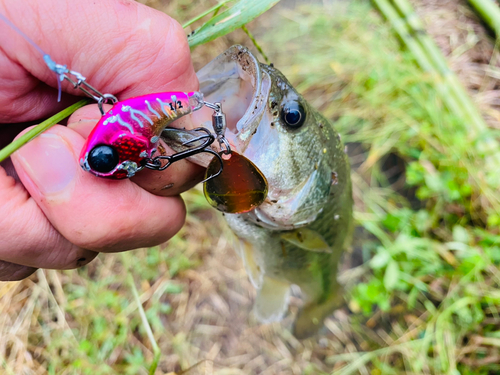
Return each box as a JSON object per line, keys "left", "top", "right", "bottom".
{"left": 468, "top": 0, "right": 500, "bottom": 38}
{"left": 0, "top": 99, "right": 89, "bottom": 163}
{"left": 128, "top": 274, "right": 161, "bottom": 375}
{"left": 391, "top": 0, "right": 488, "bottom": 134}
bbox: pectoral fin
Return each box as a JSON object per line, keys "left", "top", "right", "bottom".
{"left": 280, "top": 229, "right": 332, "bottom": 253}
{"left": 240, "top": 240, "right": 263, "bottom": 289}
{"left": 254, "top": 276, "right": 291, "bottom": 323}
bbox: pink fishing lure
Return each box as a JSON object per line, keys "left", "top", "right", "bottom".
{"left": 0, "top": 12, "right": 218, "bottom": 180}
{"left": 80, "top": 91, "right": 204, "bottom": 179}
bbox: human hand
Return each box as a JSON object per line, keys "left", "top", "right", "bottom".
{"left": 0, "top": 0, "right": 204, "bottom": 280}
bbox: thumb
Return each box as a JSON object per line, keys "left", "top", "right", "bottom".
{"left": 11, "top": 124, "right": 188, "bottom": 253}
{"left": 13, "top": 128, "right": 80, "bottom": 199}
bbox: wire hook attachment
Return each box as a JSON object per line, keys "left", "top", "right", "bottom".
{"left": 204, "top": 101, "right": 231, "bottom": 155}
{"left": 146, "top": 102, "right": 231, "bottom": 182}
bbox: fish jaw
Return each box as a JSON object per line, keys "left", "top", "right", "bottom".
{"left": 198, "top": 50, "right": 344, "bottom": 229}
{"left": 192, "top": 45, "right": 271, "bottom": 154}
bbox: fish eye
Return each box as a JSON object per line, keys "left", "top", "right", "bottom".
{"left": 281, "top": 101, "right": 306, "bottom": 128}
{"left": 88, "top": 145, "right": 119, "bottom": 173}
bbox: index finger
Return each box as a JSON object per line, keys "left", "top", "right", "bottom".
{"left": 0, "top": 0, "right": 198, "bottom": 122}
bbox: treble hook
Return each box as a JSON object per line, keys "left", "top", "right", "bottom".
{"left": 146, "top": 101, "right": 232, "bottom": 182}
{"left": 146, "top": 127, "right": 224, "bottom": 182}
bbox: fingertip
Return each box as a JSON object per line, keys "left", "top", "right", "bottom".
{"left": 0, "top": 156, "right": 100, "bottom": 270}
{"left": 147, "top": 194, "right": 187, "bottom": 243}
{"left": 0, "top": 261, "right": 37, "bottom": 281}
{"left": 170, "top": 194, "right": 187, "bottom": 231}
{"left": 11, "top": 125, "right": 83, "bottom": 201}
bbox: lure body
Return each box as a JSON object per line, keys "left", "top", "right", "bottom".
{"left": 80, "top": 91, "right": 203, "bottom": 179}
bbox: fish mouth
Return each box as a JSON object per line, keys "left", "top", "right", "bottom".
{"left": 162, "top": 46, "right": 325, "bottom": 228}
{"left": 190, "top": 45, "right": 271, "bottom": 159}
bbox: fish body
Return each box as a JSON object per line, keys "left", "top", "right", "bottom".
{"left": 179, "top": 46, "right": 353, "bottom": 338}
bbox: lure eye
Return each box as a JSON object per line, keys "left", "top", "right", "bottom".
{"left": 88, "top": 145, "right": 119, "bottom": 173}
{"left": 281, "top": 101, "right": 306, "bottom": 128}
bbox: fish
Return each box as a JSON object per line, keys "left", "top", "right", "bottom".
{"left": 164, "top": 45, "right": 353, "bottom": 338}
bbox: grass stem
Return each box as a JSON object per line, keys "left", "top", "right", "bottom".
{"left": 128, "top": 274, "right": 161, "bottom": 375}
{"left": 372, "top": 0, "right": 468, "bottom": 128}
{"left": 0, "top": 99, "right": 89, "bottom": 163}
{"left": 391, "top": 0, "right": 488, "bottom": 134}
{"left": 372, "top": 0, "right": 500, "bottom": 214}
{"left": 241, "top": 25, "right": 270, "bottom": 64}
{"left": 468, "top": 0, "right": 500, "bottom": 38}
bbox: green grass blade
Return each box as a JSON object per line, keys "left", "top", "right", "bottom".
{"left": 128, "top": 274, "right": 161, "bottom": 375}
{"left": 468, "top": 0, "right": 500, "bottom": 38}
{"left": 182, "top": 0, "right": 235, "bottom": 29}
{"left": 0, "top": 99, "right": 90, "bottom": 163}
{"left": 187, "top": 0, "right": 281, "bottom": 48}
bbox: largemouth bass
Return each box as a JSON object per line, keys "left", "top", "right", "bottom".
{"left": 166, "top": 45, "right": 353, "bottom": 338}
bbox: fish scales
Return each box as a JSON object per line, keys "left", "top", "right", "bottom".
{"left": 224, "top": 104, "right": 352, "bottom": 337}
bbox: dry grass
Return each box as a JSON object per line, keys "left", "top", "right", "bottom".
{"left": 0, "top": 189, "right": 360, "bottom": 375}
{"left": 2, "top": 0, "right": 500, "bottom": 374}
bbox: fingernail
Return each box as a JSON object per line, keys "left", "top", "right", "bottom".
{"left": 15, "top": 132, "right": 77, "bottom": 195}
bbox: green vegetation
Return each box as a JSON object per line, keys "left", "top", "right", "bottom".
{"left": 263, "top": 1, "right": 500, "bottom": 373}
{"left": 186, "top": 0, "right": 280, "bottom": 47}
{"left": 2, "top": 0, "right": 500, "bottom": 374}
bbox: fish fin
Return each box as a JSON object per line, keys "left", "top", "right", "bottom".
{"left": 240, "top": 240, "right": 263, "bottom": 289}
{"left": 254, "top": 276, "right": 291, "bottom": 323}
{"left": 280, "top": 228, "right": 332, "bottom": 253}
{"left": 293, "top": 285, "right": 345, "bottom": 339}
